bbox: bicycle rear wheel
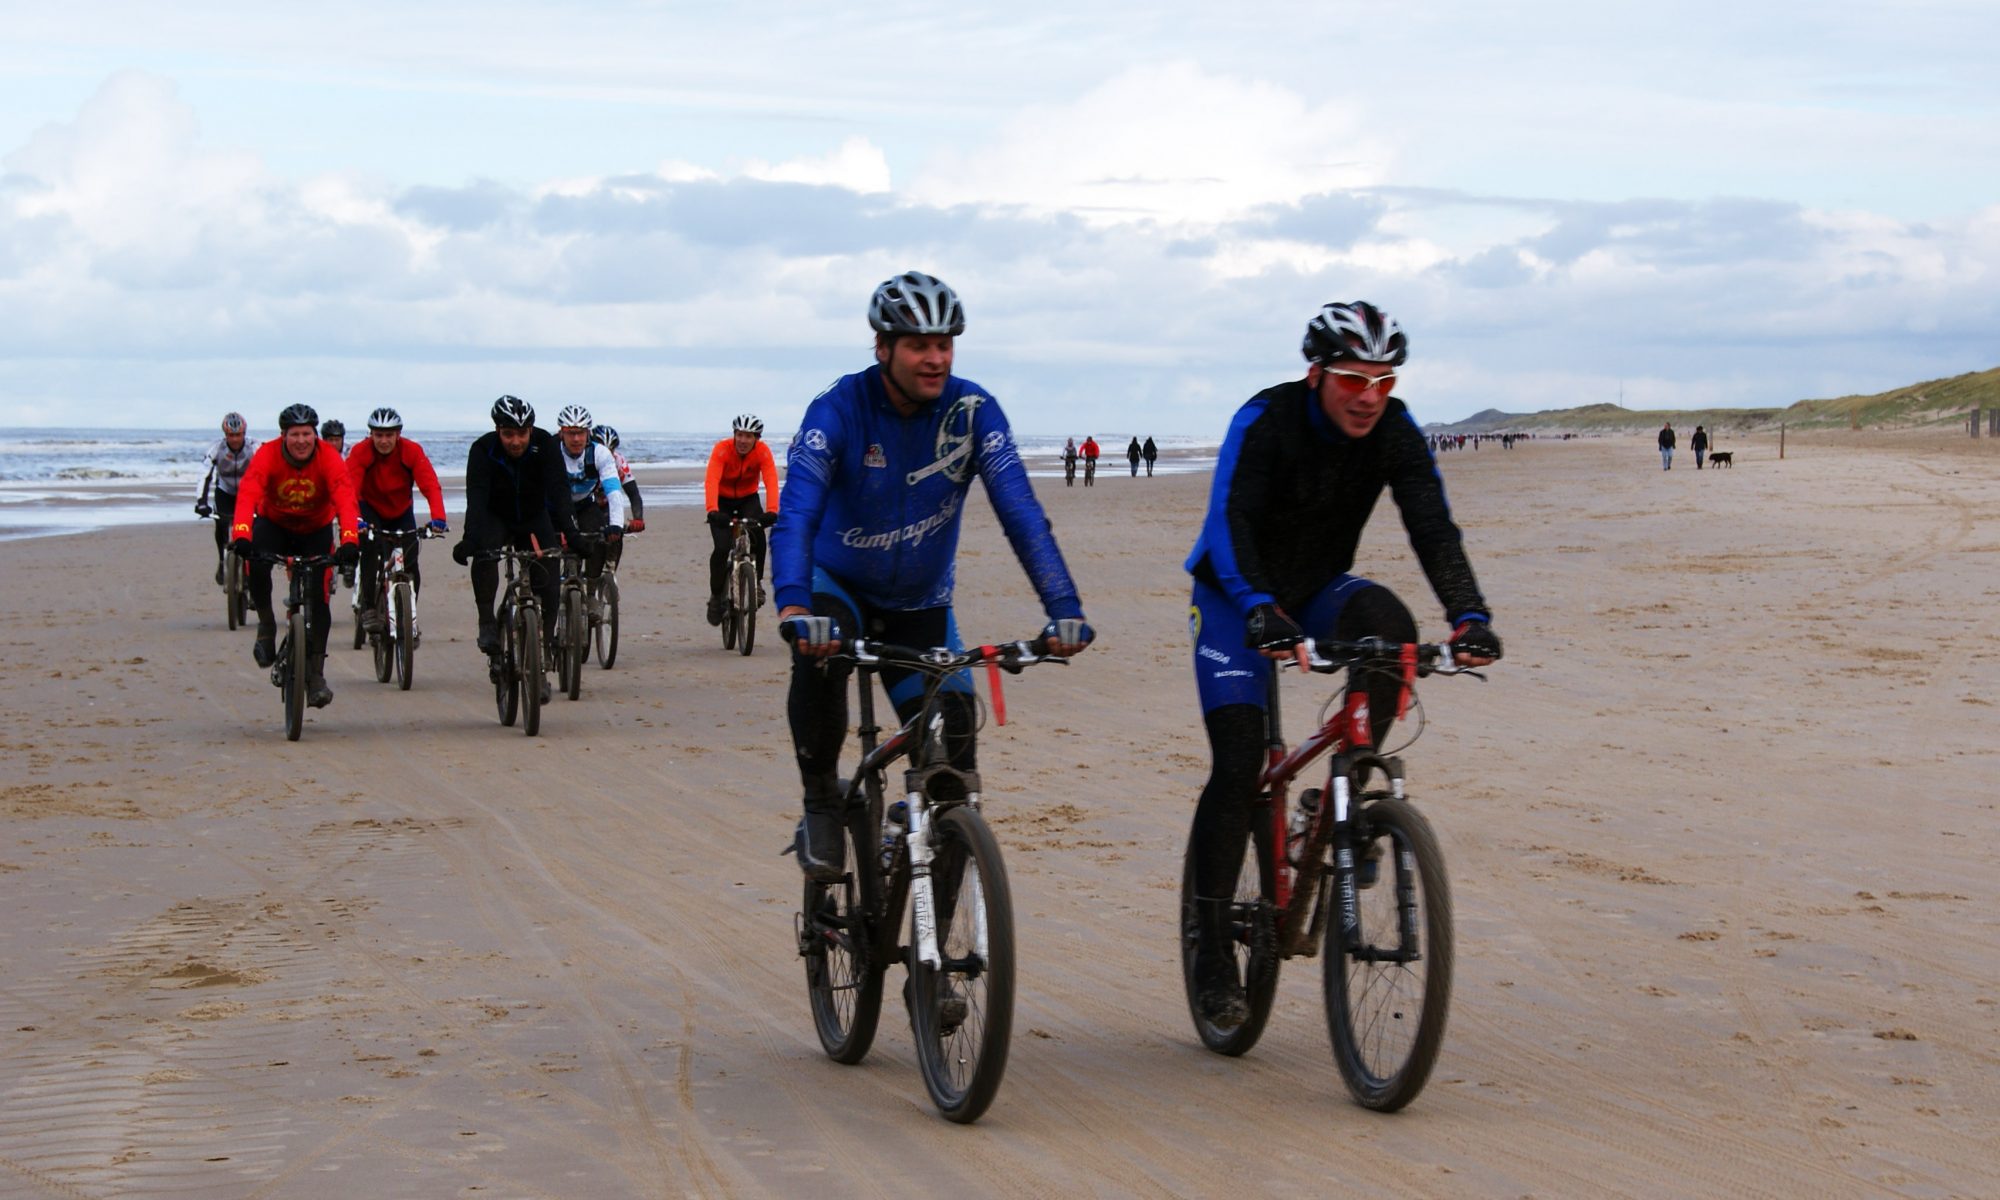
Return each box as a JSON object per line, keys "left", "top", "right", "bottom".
{"left": 519, "top": 605, "right": 542, "bottom": 737}
{"left": 225, "top": 554, "right": 244, "bottom": 630}
{"left": 803, "top": 808, "right": 885, "bottom": 1063}
{"left": 733, "top": 559, "right": 756, "bottom": 656}
{"left": 393, "top": 582, "right": 415, "bottom": 691}
{"left": 283, "top": 611, "right": 307, "bottom": 741}
{"left": 1323, "top": 795, "right": 1453, "bottom": 1112}
{"left": 561, "top": 589, "right": 585, "bottom": 701}
{"left": 594, "top": 575, "right": 619, "bottom": 668}
{"left": 495, "top": 604, "right": 519, "bottom": 727}
{"left": 351, "top": 591, "right": 365, "bottom": 650}
{"left": 910, "top": 805, "right": 1014, "bottom": 1124}
{"left": 1179, "top": 799, "right": 1279, "bottom": 1055}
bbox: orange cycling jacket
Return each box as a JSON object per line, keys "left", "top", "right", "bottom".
{"left": 232, "top": 440, "right": 361, "bottom": 543}
{"left": 703, "top": 438, "right": 780, "bottom": 512}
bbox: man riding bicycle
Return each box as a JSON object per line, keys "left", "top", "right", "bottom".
{"left": 555, "top": 406, "right": 628, "bottom": 582}
{"left": 194, "top": 412, "right": 258, "bottom": 586}
{"left": 451, "top": 396, "right": 580, "bottom": 700}
{"left": 774, "top": 271, "right": 1094, "bottom": 881}
{"left": 230, "top": 403, "right": 362, "bottom": 708}
{"left": 346, "top": 407, "right": 448, "bottom": 635}
{"left": 1183, "top": 301, "right": 1501, "bottom": 1030}
{"left": 591, "top": 424, "right": 646, "bottom": 561}
{"left": 704, "top": 413, "right": 779, "bottom": 625}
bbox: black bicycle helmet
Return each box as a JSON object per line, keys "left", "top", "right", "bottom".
{"left": 868, "top": 271, "right": 965, "bottom": 336}
{"left": 319, "top": 419, "right": 346, "bottom": 440}
{"left": 278, "top": 403, "right": 319, "bottom": 430}
{"left": 491, "top": 395, "right": 535, "bottom": 429}
{"left": 1302, "top": 301, "right": 1407, "bottom": 367}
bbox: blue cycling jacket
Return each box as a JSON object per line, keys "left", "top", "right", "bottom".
{"left": 773, "top": 365, "right": 1083, "bottom": 620}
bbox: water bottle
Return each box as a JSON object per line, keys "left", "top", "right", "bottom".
{"left": 1288, "top": 788, "right": 1322, "bottom": 866}
{"left": 882, "top": 799, "right": 909, "bottom": 870}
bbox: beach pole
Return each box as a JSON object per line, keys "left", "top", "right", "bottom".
{"left": 1780, "top": 423, "right": 1786, "bottom": 459}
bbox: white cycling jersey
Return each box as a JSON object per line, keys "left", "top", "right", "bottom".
{"left": 559, "top": 441, "right": 630, "bottom": 527}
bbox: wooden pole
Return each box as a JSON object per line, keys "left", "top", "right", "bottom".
{"left": 1780, "top": 423, "right": 1786, "bottom": 459}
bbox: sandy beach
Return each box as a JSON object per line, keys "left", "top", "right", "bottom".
{"left": 2, "top": 431, "right": 1996, "bottom": 1198}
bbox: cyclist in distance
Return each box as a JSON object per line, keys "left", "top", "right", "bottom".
{"left": 194, "top": 412, "right": 258, "bottom": 586}
{"left": 451, "top": 396, "right": 579, "bottom": 696}
{"left": 554, "top": 405, "right": 627, "bottom": 582}
{"left": 1183, "top": 301, "right": 1502, "bottom": 1030}
{"left": 346, "top": 407, "right": 449, "bottom": 634}
{"left": 774, "top": 271, "right": 1094, "bottom": 881}
{"left": 703, "top": 413, "right": 780, "bottom": 625}
{"left": 230, "top": 403, "right": 361, "bottom": 708}
{"left": 592, "top": 424, "right": 646, "bottom": 555}
{"left": 319, "top": 419, "right": 347, "bottom": 458}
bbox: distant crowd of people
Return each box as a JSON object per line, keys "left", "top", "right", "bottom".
{"left": 1429, "top": 432, "right": 1531, "bottom": 453}
{"left": 1060, "top": 434, "right": 1158, "bottom": 486}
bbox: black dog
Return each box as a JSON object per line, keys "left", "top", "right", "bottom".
{"left": 1708, "top": 451, "right": 1734, "bottom": 468}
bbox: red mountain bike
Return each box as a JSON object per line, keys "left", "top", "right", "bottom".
{"left": 1179, "top": 636, "right": 1484, "bottom": 1111}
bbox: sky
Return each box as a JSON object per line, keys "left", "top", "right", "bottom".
{"left": 2, "top": 1, "right": 1996, "bottom": 435}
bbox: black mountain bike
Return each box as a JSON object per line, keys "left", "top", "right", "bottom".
{"left": 361, "top": 526, "right": 439, "bottom": 691}
{"left": 719, "top": 516, "right": 764, "bottom": 656}
{"left": 795, "top": 632, "right": 1067, "bottom": 1123}
{"left": 555, "top": 533, "right": 606, "bottom": 702}
{"left": 480, "top": 545, "right": 552, "bottom": 737}
{"left": 209, "top": 514, "right": 249, "bottom": 630}
{"left": 241, "top": 550, "right": 339, "bottom": 742}
{"left": 1179, "top": 637, "right": 1482, "bottom": 1111}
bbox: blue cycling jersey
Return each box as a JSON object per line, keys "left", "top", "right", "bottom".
{"left": 772, "top": 365, "right": 1082, "bottom": 619}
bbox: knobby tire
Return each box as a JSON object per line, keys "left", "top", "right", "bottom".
{"left": 1180, "top": 799, "right": 1279, "bottom": 1055}
{"left": 495, "top": 604, "right": 519, "bottom": 727}
{"left": 519, "top": 605, "right": 542, "bottom": 737}
{"left": 804, "top": 810, "right": 885, "bottom": 1063}
{"left": 393, "top": 582, "right": 415, "bottom": 691}
{"left": 594, "top": 575, "right": 619, "bottom": 669}
{"left": 910, "top": 805, "right": 1014, "bottom": 1124}
{"left": 283, "top": 610, "right": 307, "bottom": 742}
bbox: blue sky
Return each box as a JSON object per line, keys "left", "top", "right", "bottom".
{"left": 2, "top": 1, "right": 1995, "bottom": 434}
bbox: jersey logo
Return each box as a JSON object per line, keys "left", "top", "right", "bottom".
{"left": 800, "top": 428, "right": 828, "bottom": 452}
{"left": 1188, "top": 605, "right": 1201, "bottom": 641}
{"left": 863, "top": 443, "right": 886, "bottom": 469}
{"left": 277, "top": 477, "right": 319, "bottom": 507}
{"left": 906, "top": 393, "right": 984, "bottom": 486}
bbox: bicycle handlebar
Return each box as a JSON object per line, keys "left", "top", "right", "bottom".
{"left": 788, "top": 631, "right": 1072, "bottom": 673}
{"left": 237, "top": 550, "right": 342, "bottom": 569}
{"left": 360, "top": 526, "right": 444, "bottom": 545}
{"left": 1286, "top": 637, "right": 1487, "bottom": 680}
{"left": 470, "top": 544, "right": 561, "bottom": 563}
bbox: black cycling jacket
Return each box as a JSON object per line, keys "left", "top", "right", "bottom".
{"left": 1185, "top": 382, "right": 1489, "bottom": 626}
{"left": 463, "top": 428, "right": 579, "bottom": 543}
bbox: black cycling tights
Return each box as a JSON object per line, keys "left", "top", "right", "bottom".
{"left": 1191, "top": 584, "right": 1416, "bottom": 899}
{"left": 787, "top": 597, "right": 977, "bottom": 798}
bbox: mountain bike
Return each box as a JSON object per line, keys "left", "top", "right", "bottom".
{"left": 361, "top": 526, "right": 439, "bottom": 691}
{"left": 719, "top": 516, "right": 764, "bottom": 656}
{"left": 1179, "top": 637, "right": 1483, "bottom": 1112}
{"left": 241, "top": 550, "right": 339, "bottom": 742}
{"left": 592, "top": 545, "right": 620, "bottom": 670}
{"left": 1063, "top": 456, "right": 1077, "bottom": 487}
{"left": 553, "top": 534, "right": 606, "bottom": 702}
{"left": 209, "top": 514, "right": 249, "bottom": 630}
{"left": 480, "top": 545, "right": 552, "bottom": 737}
{"left": 794, "top": 631, "right": 1067, "bottom": 1123}
{"left": 1083, "top": 457, "right": 1096, "bottom": 486}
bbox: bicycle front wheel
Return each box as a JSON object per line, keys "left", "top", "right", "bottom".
{"left": 283, "top": 611, "right": 307, "bottom": 741}
{"left": 910, "top": 805, "right": 1014, "bottom": 1124}
{"left": 495, "top": 605, "right": 519, "bottom": 727}
{"left": 393, "top": 582, "right": 415, "bottom": 691}
{"left": 1179, "top": 799, "right": 1278, "bottom": 1055}
{"left": 594, "top": 575, "right": 619, "bottom": 668}
{"left": 1323, "top": 795, "right": 1453, "bottom": 1112}
{"left": 519, "top": 605, "right": 542, "bottom": 736}
{"left": 804, "top": 807, "right": 885, "bottom": 1063}
{"left": 562, "top": 589, "right": 585, "bottom": 701}
{"left": 732, "top": 559, "right": 756, "bottom": 656}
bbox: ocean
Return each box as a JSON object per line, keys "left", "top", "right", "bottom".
{"left": 0, "top": 429, "right": 1215, "bottom": 540}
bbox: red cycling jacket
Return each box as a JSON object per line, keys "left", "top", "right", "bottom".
{"left": 232, "top": 440, "right": 361, "bottom": 542}
{"left": 345, "top": 437, "right": 446, "bottom": 523}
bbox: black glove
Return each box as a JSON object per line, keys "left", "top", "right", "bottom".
{"left": 758, "top": 511, "right": 778, "bottom": 527}
{"left": 336, "top": 542, "right": 362, "bottom": 569}
{"left": 1244, "top": 603, "right": 1304, "bottom": 652}
{"left": 231, "top": 536, "right": 253, "bottom": 559}
{"left": 195, "top": 501, "right": 212, "bottom": 518}
{"left": 706, "top": 510, "right": 727, "bottom": 528}
{"left": 1451, "top": 619, "right": 1503, "bottom": 661}
{"left": 451, "top": 541, "right": 472, "bottom": 566}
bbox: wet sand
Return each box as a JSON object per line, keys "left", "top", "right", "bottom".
{"left": 1, "top": 431, "right": 1996, "bottom": 1197}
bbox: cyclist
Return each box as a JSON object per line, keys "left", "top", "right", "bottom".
{"left": 703, "top": 413, "right": 779, "bottom": 626}
{"left": 346, "top": 407, "right": 449, "bottom": 635}
{"left": 450, "top": 396, "right": 578, "bottom": 699}
{"left": 774, "top": 271, "right": 1094, "bottom": 881}
{"left": 319, "top": 419, "right": 347, "bottom": 458}
{"left": 1062, "top": 437, "right": 1078, "bottom": 487}
{"left": 194, "top": 412, "right": 258, "bottom": 586}
{"left": 1183, "top": 301, "right": 1502, "bottom": 1030}
{"left": 1080, "top": 435, "right": 1100, "bottom": 486}
{"left": 229, "top": 403, "right": 361, "bottom": 708}
{"left": 591, "top": 423, "right": 646, "bottom": 537}
{"left": 555, "top": 405, "right": 627, "bottom": 582}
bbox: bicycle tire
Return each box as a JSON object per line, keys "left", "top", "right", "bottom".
{"left": 1323, "top": 794, "right": 1453, "bottom": 1112}
{"left": 909, "top": 805, "right": 1014, "bottom": 1124}
{"left": 520, "top": 605, "right": 542, "bottom": 737}
{"left": 225, "top": 554, "right": 243, "bottom": 630}
{"left": 495, "top": 604, "right": 519, "bottom": 727}
{"left": 351, "top": 594, "right": 365, "bottom": 650}
{"left": 562, "top": 589, "right": 585, "bottom": 701}
{"left": 721, "top": 586, "right": 738, "bottom": 651}
{"left": 371, "top": 584, "right": 393, "bottom": 683}
{"left": 804, "top": 809, "right": 886, "bottom": 1063}
{"left": 1179, "top": 799, "right": 1279, "bottom": 1055}
{"left": 393, "top": 582, "right": 415, "bottom": 691}
{"left": 733, "top": 559, "right": 756, "bottom": 656}
{"left": 594, "top": 575, "right": 619, "bottom": 669}
{"left": 283, "top": 610, "right": 307, "bottom": 742}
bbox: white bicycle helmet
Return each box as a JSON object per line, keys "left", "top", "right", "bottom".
{"left": 556, "top": 404, "right": 593, "bottom": 430}
{"left": 732, "top": 413, "right": 764, "bottom": 436}
{"left": 868, "top": 271, "right": 965, "bottom": 336}
{"left": 367, "top": 406, "right": 403, "bottom": 431}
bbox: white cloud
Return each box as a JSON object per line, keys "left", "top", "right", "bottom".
{"left": 742, "top": 136, "right": 890, "bottom": 194}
